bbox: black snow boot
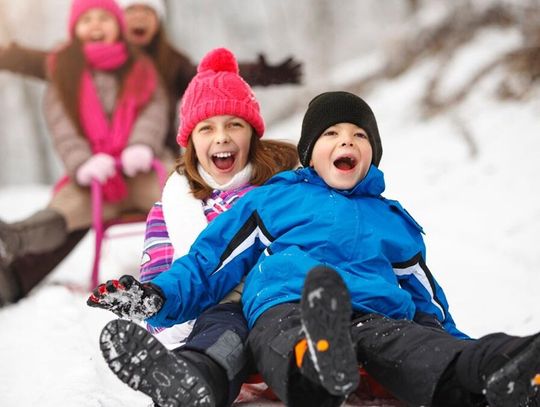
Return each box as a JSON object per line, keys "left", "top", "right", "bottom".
{"left": 299, "top": 265, "right": 359, "bottom": 397}
{"left": 484, "top": 333, "right": 540, "bottom": 407}
{"left": 100, "top": 319, "right": 216, "bottom": 407}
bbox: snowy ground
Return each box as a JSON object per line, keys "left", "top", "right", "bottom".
{"left": 1, "top": 30, "right": 540, "bottom": 407}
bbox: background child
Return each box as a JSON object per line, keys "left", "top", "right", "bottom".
{"left": 0, "top": 0, "right": 302, "bottom": 302}
{"left": 89, "top": 91, "right": 540, "bottom": 407}
{"left": 0, "top": 0, "right": 303, "bottom": 155}
{"left": 91, "top": 47, "right": 298, "bottom": 407}
{"left": 0, "top": 0, "right": 167, "bottom": 306}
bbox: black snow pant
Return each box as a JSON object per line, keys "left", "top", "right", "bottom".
{"left": 248, "top": 303, "right": 344, "bottom": 407}
{"left": 248, "top": 303, "right": 529, "bottom": 407}
{"left": 174, "top": 302, "right": 252, "bottom": 407}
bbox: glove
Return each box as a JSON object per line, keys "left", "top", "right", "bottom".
{"left": 254, "top": 53, "right": 303, "bottom": 86}
{"left": 121, "top": 144, "right": 154, "bottom": 177}
{"left": 75, "top": 153, "right": 116, "bottom": 186}
{"left": 87, "top": 275, "right": 164, "bottom": 320}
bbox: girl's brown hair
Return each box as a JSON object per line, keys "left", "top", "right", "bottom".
{"left": 141, "top": 27, "right": 194, "bottom": 152}
{"left": 49, "top": 38, "right": 135, "bottom": 135}
{"left": 143, "top": 27, "right": 195, "bottom": 96}
{"left": 177, "top": 133, "right": 299, "bottom": 201}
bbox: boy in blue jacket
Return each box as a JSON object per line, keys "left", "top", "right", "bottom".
{"left": 90, "top": 91, "right": 540, "bottom": 407}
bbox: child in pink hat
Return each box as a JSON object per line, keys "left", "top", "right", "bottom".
{"left": 0, "top": 0, "right": 168, "bottom": 306}
{"left": 67, "top": 0, "right": 127, "bottom": 35}
{"left": 89, "top": 47, "right": 298, "bottom": 407}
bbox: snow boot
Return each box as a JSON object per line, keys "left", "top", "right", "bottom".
{"left": 485, "top": 333, "right": 540, "bottom": 407}
{"left": 100, "top": 319, "right": 216, "bottom": 407}
{"left": 0, "top": 227, "right": 86, "bottom": 308}
{"left": 0, "top": 210, "right": 67, "bottom": 307}
{"left": 299, "top": 265, "right": 359, "bottom": 397}
{"left": 0, "top": 254, "right": 21, "bottom": 307}
{"left": 0, "top": 209, "right": 67, "bottom": 263}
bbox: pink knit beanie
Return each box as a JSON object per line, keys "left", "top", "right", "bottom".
{"left": 68, "top": 0, "right": 126, "bottom": 37}
{"left": 177, "top": 48, "right": 265, "bottom": 148}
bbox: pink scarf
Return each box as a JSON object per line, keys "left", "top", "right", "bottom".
{"left": 80, "top": 42, "right": 156, "bottom": 202}
{"left": 54, "top": 42, "right": 157, "bottom": 203}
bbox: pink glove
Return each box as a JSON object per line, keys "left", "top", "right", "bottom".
{"left": 75, "top": 153, "right": 116, "bottom": 186}
{"left": 121, "top": 144, "right": 154, "bottom": 177}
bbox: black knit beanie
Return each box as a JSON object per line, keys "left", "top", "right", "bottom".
{"left": 298, "top": 91, "right": 382, "bottom": 167}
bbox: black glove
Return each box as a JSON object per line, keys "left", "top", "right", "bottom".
{"left": 87, "top": 275, "right": 164, "bottom": 320}
{"left": 255, "top": 53, "right": 303, "bottom": 86}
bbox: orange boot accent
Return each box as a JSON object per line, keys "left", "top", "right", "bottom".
{"left": 533, "top": 374, "right": 540, "bottom": 386}
{"left": 294, "top": 338, "right": 308, "bottom": 368}
{"left": 316, "top": 339, "right": 329, "bottom": 352}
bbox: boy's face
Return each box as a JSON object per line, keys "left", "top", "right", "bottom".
{"left": 310, "top": 122, "right": 372, "bottom": 190}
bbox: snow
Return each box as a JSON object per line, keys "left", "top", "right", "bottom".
{"left": 1, "top": 25, "right": 540, "bottom": 407}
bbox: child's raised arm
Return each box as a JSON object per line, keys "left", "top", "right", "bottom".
{"left": 146, "top": 189, "right": 273, "bottom": 327}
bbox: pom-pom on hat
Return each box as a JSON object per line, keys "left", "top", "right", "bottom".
{"left": 68, "top": 0, "right": 126, "bottom": 37}
{"left": 176, "top": 47, "right": 265, "bottom": 148}
{"left": 298, "top": 91, "right": 383, "bottom": 168}
{"left": 117, "top": 0, "right": 166, "bottom": 20}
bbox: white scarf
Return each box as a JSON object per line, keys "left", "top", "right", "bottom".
{"left": 197, "top": 163, "right": 253, "bottom": 191}
{"left": 161, "top": 164, "right": 253, "bottom": 260}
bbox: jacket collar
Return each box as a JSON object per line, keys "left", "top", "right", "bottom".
{"left": 286, "top": 165, "right": 386, "bottom": 197}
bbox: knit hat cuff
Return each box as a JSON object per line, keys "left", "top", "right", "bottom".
{"left": 177, "top": 48, "right": 265, "bottom": 148}
{"left": 298, "top": 92, "right": 382, "bottom": 167}
{"left": 177, "top": 100, "right": 265, "bottom": 147}
{"left": 300, "top": 112, "right": 376, "bottom": 167}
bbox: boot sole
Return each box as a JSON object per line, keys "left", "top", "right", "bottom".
{"left": 486, "top": 334, "right": 540, "bottom": 407}
{"left": 100, "top": 319, "right": 215, "bottom": 407}
{"left": 300, "top": 265, "right": 360, "bottom": 396}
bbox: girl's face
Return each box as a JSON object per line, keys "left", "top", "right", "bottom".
{"left": 310, "top": 122, "right": 373, "bottom": 190}
{"left": 123, "top": 5, "right": 160, "bottom": 47}
{"left": 75, "top": 8, "right": 120, "bottom": 44}
{"left": 192, "top": 115, "right": 253, "bottom": 185}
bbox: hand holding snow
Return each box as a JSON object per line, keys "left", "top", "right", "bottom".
{"left": 87, "top": 275, "right": 164, "bottom": 321}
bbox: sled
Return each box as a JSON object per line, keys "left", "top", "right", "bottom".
{"left": 237, "top": 368, "right": 402, "bottom": 406}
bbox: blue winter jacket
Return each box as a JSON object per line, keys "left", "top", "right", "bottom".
{"left": 147, "top": 166, "right": 467, "bottom": 339}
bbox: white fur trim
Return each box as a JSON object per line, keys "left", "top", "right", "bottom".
{"left": 117, "top": 0, "right": 166, "bottom": 20}
{"left": 161, "top": 172, "right": 208, "bottom": 260}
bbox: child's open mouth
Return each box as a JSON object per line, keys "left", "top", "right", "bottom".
{"left": 131, "top": 27, "right": 147, "bottom": 38}
{"left": 89, "top": 33, "right": 106, "bottom": 42}
{"left": 333, "top": 156, "right": 357, "bottom": 171}
{"left": 212, "top": 152, "right": 236, "bottom": 171}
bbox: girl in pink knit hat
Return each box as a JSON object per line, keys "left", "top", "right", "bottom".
{"left": 0, "top": 0, "right": 168, "bottom": 305}
{"left": 89, "top": 47, "right": 298, "bottom": 407}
